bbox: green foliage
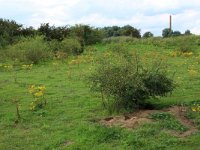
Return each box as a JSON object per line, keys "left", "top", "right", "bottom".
{"left": 186, "top": 100, "right": 200, "bottom": 128}
{"left": 107, "top": 42, "right": 129, "bottom": 54}
{"left": 162, "top": 29, "right": 182, "bottom": 38}
{"left": 70, "top": 24, "right": 103, "bottom": 45}
{"left": 20, "top": 26, "right": 37, "bottom": 37}
{"left": 102, "top": 26, "right": 121, "bottom": 37}
{"left": 171, "top": 31, "right": 181, "bottom": 37}
{"left": 143, "top": 32, "right": 154, "bottom": 38}
{"left": 176, "top": 38, "right": 194, "bottom": 53}
{"left": 38, "top": 23, "right": 69, "bottom": 41}
{"left": 2, "top": 36, "right": 200, "bottom": 149}
{"left": 46, "top": 39, "right": 63, "bottom": 52}
{"left": 89, "top": 51, "right": 175, "bottom": 112}
{"left": 0, "top": 18, "right": 37, "bottom": 48}
{"left": 184, "top": 30, "right": 191, "bottom": 35}
{"left": 61, "top": 38, "right": 82, "bottom": 55}
{"left": 120, "top": 25, "right": 141, "bottom": 38}
{"left": 162, "top": 28, "right": 173, "bottom": 38}
{"left": 177, "top": 44, "right": 194, "bottom": 53}
{"left": 150, "top": 112, "right": 188, "bottom": 132}
{"left": 25, "top": 48, "right": 50, "bottom": 64}
{"left": 102, "top": 25, "right": 141, "bottom": 38}
{"left": 0, "top": 18, "right": 22, "bottom": 47}
{"left": 150, "top": 112, "right": 172, "bottom": 120}
{"left": 23, "top": 37, "right": 52, "bottom": 64}
{"left": 144, "top": 73, "right": 174, "bottom": 96}
{"left": 102, "top": 36, "right": 137, "bottom": 44}
{"left": 29, "top": 85, "right": 46, "bottom": 111}
{"left": 84, "top": 46, "right": 97, "bottom": 53}
{"left": 4, "top": 36, "right": 52, "bottom": 64}
{"left": 141, "top": 35, "right": 199, "bottom": 50}
{"left": 91, "top": 126, "right": 122, "bottom": 143}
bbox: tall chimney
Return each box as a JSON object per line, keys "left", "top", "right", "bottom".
{"left": 169, "top": 15, "right": 172, "bottom": 31}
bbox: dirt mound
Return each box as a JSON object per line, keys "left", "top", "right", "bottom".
{"left": 100, "top": 109, "right": 157, "bottom": 128}
{"left": 100, "top": 106, "right": 198, "bottom": 137}
{"left": 166, "top": 106, "right": 198, "bottom": 137}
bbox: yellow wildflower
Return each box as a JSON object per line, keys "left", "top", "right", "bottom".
{"left": 29, "top": 85, "right": 35, "bottom": 94}
{"left": 183, "top": 52, "right": 193, "bottom": 57}
{"left": 188, "top": 69, "right": 198, "bottom": 76}
{"left": 21, "top": 64, "right": 33, "bottom": 70}
{"left": 34, "top": 91, "right": 43, "bottom": 97}
{"left": 38, "top": 86, "right": 46, "bottom": 92}
{"left": 192, "top": 107, "right": 197, "bottom": 112}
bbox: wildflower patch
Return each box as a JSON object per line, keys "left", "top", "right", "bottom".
{"left": 29, "top": 85, "right": 46, "bottom": 111}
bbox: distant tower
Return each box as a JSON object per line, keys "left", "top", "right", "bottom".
{"left": 169, "top": 15, "right": 172, "bottom": 31}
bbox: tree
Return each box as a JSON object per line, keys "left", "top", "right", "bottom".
{"left": 171, "top": 31, "right": 181, "bottom": 37}
{"left": 0, "top": 18, "right": 22, "bottom": 47}
{"left": 143, "top": 32, "right": 154, "bottom": 38}
{"left": 70, "top": 24, "right": 103, "bottom": 45}
{"left": 184, "top": 30, "right": 191, "bottom": 35}
{"left": 38, "top": 23, "right": 69, "bottom": 41}
{"left": 102, "top": 26, "right": 120, "bottom": 37}
{"left": 20, "top": 26, "right": 36, "bottom": 37}
{"left": 120, "top": 25, "right": 141, "bottom": 38}
{"left": 162, "top": 28, "right": 173, "bottom": 38}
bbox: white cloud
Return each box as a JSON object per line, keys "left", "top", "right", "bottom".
{"left": 173, "top": 9, "right": 200, "bottom": 34}
{"left": 0, "top": 0, "right": 200, "bottom": 35}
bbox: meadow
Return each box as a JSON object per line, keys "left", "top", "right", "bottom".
{"left": 1, "top": 35, "right": 200, "bottom": 150}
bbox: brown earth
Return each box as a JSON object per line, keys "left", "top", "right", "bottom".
{"left": 100, "top": 106, "right": 198, "bottom": 137}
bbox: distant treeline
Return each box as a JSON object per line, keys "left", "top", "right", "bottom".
{"left": 0, "top": 18, "right": 192, "bottom": 48}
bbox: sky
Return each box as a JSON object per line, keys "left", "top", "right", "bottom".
{"left": 0, "top": 0, "right": 200, "bottom": 36}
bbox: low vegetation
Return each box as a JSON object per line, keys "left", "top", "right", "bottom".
{"left": 1, "top": 18, "right": 200, "bottom": 149}
{"left": 89, "top": 50, "right": 174, "bottom": 113}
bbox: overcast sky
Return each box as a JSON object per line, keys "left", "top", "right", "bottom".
{"left": 0, "top": 0, "right": 200, "bottom": 35}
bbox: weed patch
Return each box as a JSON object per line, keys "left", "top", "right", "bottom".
{"left": 150, "top": 112, "right": 188, "bottom": 132}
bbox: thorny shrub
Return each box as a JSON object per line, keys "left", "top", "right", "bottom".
{"left": 89, "top": 50, "right": 175, "bottom": 113}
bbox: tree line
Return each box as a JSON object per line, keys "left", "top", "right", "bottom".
{"left": 0, "top": 18, "right": 192, "bottom": 48}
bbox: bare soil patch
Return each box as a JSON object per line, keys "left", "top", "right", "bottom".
{"left": 100, "top": 106, "right": 198, "bottom": 137}
{"left": 60, "top": 141, "right": 74, "bottom": 148}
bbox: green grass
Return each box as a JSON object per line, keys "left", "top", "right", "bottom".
{"left": 1, "top": 36, "right": 200, "bottom": 149}
{"left": 149, "top": 112, "right": 188, "bottom": 132}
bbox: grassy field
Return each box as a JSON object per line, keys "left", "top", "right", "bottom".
{"left": 1, "top": 36, "right": 200, "bottom": 149}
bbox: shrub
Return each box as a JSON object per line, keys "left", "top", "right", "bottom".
{"left": 144, "top": 73, "right": 174, "bottom": 96}
{"left": 23, "top": 37, "right": 52, "bottom": 64}
{"left": 171, "top": 31, "right": 181, "bottom": 37}
{"left": 119, "top": 25, "right": 141, "bottom": 38}
{"left": 38, "top": 23, "right": 69, "bottom": 41}
{"left": 143, "top": 32, "right": 154, "bottom": 38}
{"left": 0, "top": 18, "right": 22, "bottom": 47}
{"left": 70, "top": 24, "right": 103, "bottom": 45}
{"left": 61, "top": 38, "right": 82, "bottom": 55}
{"left": 47, "top": 40, "right": 63, "bottom": 52}
{"left": 25, "top": 48, "right": 50, "bottom": 64}
{"left": 102, "top": 36, "right": 138, "bottom": 44}
{"left": 89, "top": 52, "right": 175, "bottom": 112}
{"left": 4, "top": 36, "right": 52, "bottom": 64}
